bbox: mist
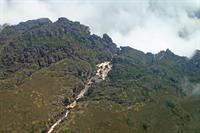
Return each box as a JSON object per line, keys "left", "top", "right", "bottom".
{"left": 1, "top": 0, "right": 200, "bottom": 57}
{"left": 182, "top": 78, "right": 200, "bottom": 96}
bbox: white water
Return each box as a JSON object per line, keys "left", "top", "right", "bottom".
{"left": 47, "top": 111, "right": 70, "bottom": 133}
{"left": 47, "top": 61, "right": 112, "bottom": 133}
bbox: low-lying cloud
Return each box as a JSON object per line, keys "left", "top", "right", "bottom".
{"left": 1, "top": 0, "right": 200, "bottom": 57}
{"left": 182, "top": 78, "right": 200, "bottom": 96}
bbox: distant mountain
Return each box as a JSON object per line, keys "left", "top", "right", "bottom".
{"left": 0, "top": 18, "right": 200, "bottom": 133}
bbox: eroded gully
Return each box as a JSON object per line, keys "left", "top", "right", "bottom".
{"left": 47, "top": 61, "right": 112, "bottom": 133}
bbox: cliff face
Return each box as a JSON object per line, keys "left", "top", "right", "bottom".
{"left": 0, "top": 18, "right": 118, "bottom": 79}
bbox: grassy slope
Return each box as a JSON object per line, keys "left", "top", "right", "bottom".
{"left": 52, "top": 48, "right": 200, "bottom": 133}
{"left": 0, "top": 58, "right": 93, "bottom": 133}
{"left": 0, "top": 18, "right": 117, "bottom": 133}
{"left": 1, "top": 52, "right": 200, "bottom": 133}
{"left": 55, "top": 94, "right": 200, "bottom": 133}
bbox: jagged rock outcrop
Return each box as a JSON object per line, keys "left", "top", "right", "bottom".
{"left": 190, "top": 50, "right": 200, "bottom": 68}
{"left": 0, "top": 17, "right": 119, "bottom": 78}
{"left": 15, "top": 18, "right": 52, "bottom": 32}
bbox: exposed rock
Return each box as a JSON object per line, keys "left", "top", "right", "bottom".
{"left": 190, "top": 50, "right": 200, "bottom": 70}
{"left": 15, "top": 18, "right": 52, "bottom": 32}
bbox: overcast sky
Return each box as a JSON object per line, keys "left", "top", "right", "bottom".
{"left": 0, "top": 0, "right": 200, "bottom": 57}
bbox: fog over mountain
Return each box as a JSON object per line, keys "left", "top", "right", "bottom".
{"left": 1, "top": 0, "right": 200, "bottom": 57}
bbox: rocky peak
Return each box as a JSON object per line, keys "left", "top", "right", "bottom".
{"left": 37, "top": 18, "right": 52, "bottom": 25}
{"left": 101, "top": 34, "right": 118, "bottom": 54}
{"left": 155, "top": 49, "right": 177, "bottom": 60}
{"left": 102, "top": 34, "right": 113, "bottom": 43}
{"left": 56, "top": 17, "right": 72, "bottom": 25}
{"left": 165, "top": 49, "right": 174, "bottom": 55}
{"left": 193, "top": 50, "right": 200, "bottom": 57}
{"left": 54, "top": 17, "right": 90, "bottom": 36}
{"left": 191, "top": 50, "right": 200, "bottom": 62}
{"left": 188, "top": 50, "right": 200, "bottom": 72}
{"left": 15, "top": 18, "right": 52, "bottom": 32}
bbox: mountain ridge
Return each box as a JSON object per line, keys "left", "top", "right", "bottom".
{"left": 0, "top": 17, "right": 199, "bottom": 58}
{"left": 0, "top": 17, "right": 200, "bottom": 133}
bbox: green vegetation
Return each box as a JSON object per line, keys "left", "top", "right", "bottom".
{"left": 54, "top": 47, "right": 200, "bottom": 133}
{"left": 0, "top": 18, "right": 200, "bottom": 133}
{"left": 0, "top": 58, "right": 92, "bottom": 132}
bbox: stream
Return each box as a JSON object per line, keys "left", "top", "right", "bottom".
{"left": 47, "top": 61, "right": 112, "bottom": 133}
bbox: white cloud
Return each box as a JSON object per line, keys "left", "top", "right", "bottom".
{"left": 0, "top": 0, "right": 200, "bottom": 57}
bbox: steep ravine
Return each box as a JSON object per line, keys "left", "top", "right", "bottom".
{"left": 47, "top": 61, "right": 112, "bottom": 133}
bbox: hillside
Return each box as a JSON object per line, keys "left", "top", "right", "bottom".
{"left": 0, "top": 18, "right": 200, "bottom": 133}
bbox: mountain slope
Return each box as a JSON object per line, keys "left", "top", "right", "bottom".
{"left": 0, "top": 18, "right": 200, "bottom": 133}
{"left": 57, "top": 47, "right": 200, "bottom": 133}
{"left": 0, "top": 18, "right": 118, "bottom": 133}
